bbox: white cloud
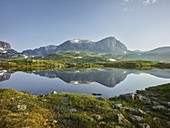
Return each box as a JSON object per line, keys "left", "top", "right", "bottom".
{"left": 122, "top": 0, "right": 160, "bottom": 5}
{"left": 142, "top": 0, "right": 158, "bottom": 5}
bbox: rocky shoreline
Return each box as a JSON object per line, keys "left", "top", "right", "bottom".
{"left": 0, "top": 83, "right": 170, "bottom": 128}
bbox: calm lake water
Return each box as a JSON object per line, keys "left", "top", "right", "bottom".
{"left": 0, "top": 68, "right": 170, "bottom": 98}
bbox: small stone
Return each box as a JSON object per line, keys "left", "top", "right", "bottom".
{"left": 69, "top": 108, "right": 77, "bottom": 112}
{"left": 153, "top": 117, "right": 161, "bottom": 121}
{"left": 113, "top": 103, "right": 123, "bottom": 109}
{"left": 139, "top": 123, "right": 150, "bottom": 128}
{"left": 52, "top": 120, "right": 57, "bottom": 124}
{"left": 131, "top": 115, "right": 143, "bottom": 122}
{"left": 12, "top": 104, "right": 27, "bottom": 111}
{"left": 51, "top": 91, "right": 57, "bottom": 94}
{"left": 152, "top": 105, "right": 167, "bottom": 111}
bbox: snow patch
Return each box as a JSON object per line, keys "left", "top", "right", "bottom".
{"left": 75, "top": 56, "right": 82, "bottom": 59}
{"left": 0, "top": 47, "right": 4, "bottom": 50}
{"left": 124, "top": 51, "right": 127, "bottom": 54}
{"left": 109, "top": 58, "right": 116, "bottom": 62}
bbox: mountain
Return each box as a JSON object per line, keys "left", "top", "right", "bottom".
{"left": 22, "top": 37, "right": 130, "bottom": 56}
{"left": 0, "top": 41, "right": 17, "bottom": 54}
{"left": 0, "top": 70, "right": 12, "bottom": 82}
{"left": 22, "top": 45, "right": 57, "bottom": 56}
{"left": 122, "top": 46, "right": 170, "bottom": 62}
{"left": 146, "top": 46, "right": 170, "bottom": 54}
{"left": 33, "top": 68, "right": 129, "bottom": 87}
{"left": 0, "top": 41, "right": 26, "bottom": 60}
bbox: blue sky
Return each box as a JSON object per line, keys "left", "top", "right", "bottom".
{"left": 0, "top": 0, "right": 170, "bottom": 51}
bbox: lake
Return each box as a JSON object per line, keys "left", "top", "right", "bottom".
{"left": 0, "top": 68, "right": 170, "bottom": 98}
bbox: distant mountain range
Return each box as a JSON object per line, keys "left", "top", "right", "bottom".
{"left": 22, "top": 37, "right": 130, "bottom": 56}
{"left": 0, "top": 37, "right": 170, "bottom": 62}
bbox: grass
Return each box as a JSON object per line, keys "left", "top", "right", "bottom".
{"left": 0, "top": 83, "right": 170, "bottom": 127}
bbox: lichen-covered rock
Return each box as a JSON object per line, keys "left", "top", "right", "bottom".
{"left": 160, "top": 101, "right": 170, "bottom": 107}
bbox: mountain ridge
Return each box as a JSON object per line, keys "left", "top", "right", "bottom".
{"left": 22, "top": 37, "right": 130, "bottom": 56}
{"left": 1, "top": 37, "right": 170, "bottom": 62}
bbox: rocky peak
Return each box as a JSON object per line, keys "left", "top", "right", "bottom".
{"left": 0, "top": 41, "right": 11, "bottom": 51}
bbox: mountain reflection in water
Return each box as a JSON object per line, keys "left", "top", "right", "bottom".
{"left": 0, "top": 68, "right": 170, "bottom": 97}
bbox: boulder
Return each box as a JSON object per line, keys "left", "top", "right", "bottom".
{"left": 152, "top": 105, "right": 167, "bottom": 111}
{"left": 128, "top": 108, "right": 146, "bottom": 116}
{"left": 113, "top": 103, "right": 123, "bottom": 109}
{"left": 139, "top": 123, "right": 150, "bottom": 128}
{"left": 135, "top": 94, "right": 151, "bottom": 105}
{"left": 153, "top": 117, "right": 161, "bottom": 121}
{"left": 116, "top": 114, "right": 130, "bottom": 125}
{"left": 12, "top": 104, "right": 27, "bottom": 111}
{"left": 131, "top": 115, "right": 143, "bottom": 122}
{"left": 119, "top": 93, "right": 135, "bottom": 101}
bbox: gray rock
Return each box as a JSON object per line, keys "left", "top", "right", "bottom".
{"left": 152, "top": 101, "right": 160, "bottom": 106}
{"left": 128, "top": 108, "right": 146, "bottom": 116}
{"left": 131, "top": 115, "right": 143, "bottom": 122}
{"left": 153, "top": 117, "right": 161, "bottom": 121}
{"left": 160, "top": 101, "right": 170, "bottom": 107}
{"left": 12, "top": 104, "right": 27, "bottom": 111}
{"left": 116, "top": 114, "right": 130, "bottom": 125}
{"left": 119, "top": 93, "right": 135, "bottom": 101}
{"left": 167, "top": 121, "right": 170, "bottom": 127}
{"left": 139, "top": 123, "right": 150, "bottom": 128}
{"left": 113, "top": 103, "right": 123, "bottom": 109}
{"left": 135, "top": 94, "right": 151, "bottom": 105}
{"left": 152, "top": 105, "right": 167, "bottom": 111}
